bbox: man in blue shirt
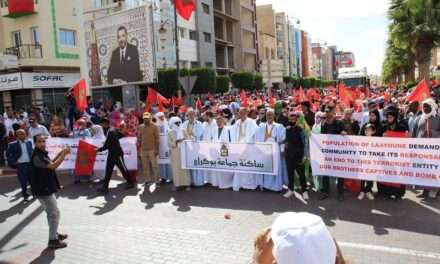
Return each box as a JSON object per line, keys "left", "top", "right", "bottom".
{"left": 7, "top": 129, "right": 33, "bottom": 201}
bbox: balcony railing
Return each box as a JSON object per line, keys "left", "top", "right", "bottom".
{"left": 5, "top": 44, "right": 43, "bottom": 59}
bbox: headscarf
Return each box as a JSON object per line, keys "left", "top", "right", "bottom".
{"left": 155, "top": 112, "right": 166, "bottom": 126}
{"left": 169, "top": 116, "right": 183, "bottom": 140}
{"left": 92, "top": 124, "right": 105, "bottom": 139}
{"left": 421, "top": 98, "right": 438, "bottom": 120}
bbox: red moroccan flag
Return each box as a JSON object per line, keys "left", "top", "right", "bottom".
{"left": 269, "top": 97, "right": 276, "bottom": 108}
{"left": 173, "top": 0, "right": 195, "bottom": 20}
{"left": 72, "top": 79, "right": 87, "bottom": 112}
{"left": 407, "top": 79, "right": 430, "bottom": 103}
{"left": 338, "top": 82, "right": 354, "bottom": 107}
{"left": 172, "top": 96, "right": 183, "bottom": 107}
{"left": 144, "top": 87, "right": 157, "bottom": 112}
{"left": 240, "top": 90, "right": 248, "bottom": 107}
{"left": 74, "top": 140, "right": 97, "bottom": 176}
{"left": 344, "top": 179, "right": 361, "bottom": 194}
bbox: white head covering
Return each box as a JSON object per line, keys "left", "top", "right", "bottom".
{"left": 155, "top": 112, "right": 166, "bottom": 126}
{"left": 169, "top": 116, "right": 183, "bottom": 140}
{"left": 92, "top": 124, "right": 105, "bottom": 139}
{"left": 422, "top": 98, "right": 438, "bottom": 120}
{"left": 271, "top": 212, "right": 336, "bottom": 264}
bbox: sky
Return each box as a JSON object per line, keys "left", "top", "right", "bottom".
{"left": 255, "top": 0, "right": 390, "bottom": 75}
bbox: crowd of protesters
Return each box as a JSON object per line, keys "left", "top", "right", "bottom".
{"left": 2, "top": 83, "right": 440, "bottom": 203}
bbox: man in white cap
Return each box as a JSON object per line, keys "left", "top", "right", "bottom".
{"left": 252, "top": 212, "right": 346, "bottom": 264}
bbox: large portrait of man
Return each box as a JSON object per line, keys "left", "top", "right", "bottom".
{"left": 107, "top": 26, "right": 142, "bottom": 85}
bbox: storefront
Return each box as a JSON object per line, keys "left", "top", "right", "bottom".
{"left": 0, "top": 72, "right": 80, "bottom": 113}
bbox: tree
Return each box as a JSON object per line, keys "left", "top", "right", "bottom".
{"left": 254, "top": 74, "right": 263, "bottom": 90}
{"left": 190, "top": 68, "right": 217, "bottom": 94}
{"left": 231, "top": 72, "right": 255, "bottom": 90}
{"left": 216, "top": 75, "right": 230, "bottom": 94}
{"left": 386, "top": 0, "right": 440, "bottom": 83}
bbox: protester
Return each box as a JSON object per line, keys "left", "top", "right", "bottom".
{"left": 96, "top": 122, "right": 135, "bottom": 194}
{"left": 256, "top": 109, "right": 285, "bottom": 191}
{"left": 231, "top": 107, "right": 259, "bottom": 191}
{"left": 73, "top": 119, "right": 92, "bottom": 139}
{"left": 301, "top": 101, "right": 315, "bottom": 128}
{"left": 412, "top": 98, "right": 440, "bottom": 199}
{"left": 29, "top": 134, "right": 70, "bottom": 249}
{"left": 168, "top": 117, "right": 191, "bottom": 191}
{"left": 341, "top": 109, "right": 360, "bottom": 136}
{"left": 49, "top": 116, "right": 68, "bottom": 137}
{"left": 182, "top": 108, "right": 204, "bottom": 186}
{"left": 154, "top": 112, "right": 173, "bottom": 182}
{"left": 358, "top": 123, "right": 376, "bottom": 200}
{"left": 6, "top": 129, "right": 33, "bottom": 201}
{"left": 138, "top": 112, "right": 160, "bottom": 187}
{"left": 319, "top": 106, "right": 347, "bottom": 201}
{"left": 252, "top": 212, "right": 346, "bottom": 264}
{"left": 379, "top": 107, "right": 407, "bottom": 200}
{"left": 406, "top": 101, "right": 421, "bottom": 136}
{"left": 360, "top": 109, "right": 383, "bottom": 136}
{"left": 28, "top": 117, "right": 50, "bottom": 140}
{"left": 283, "top": 112, "right": 308, "bottom": 200}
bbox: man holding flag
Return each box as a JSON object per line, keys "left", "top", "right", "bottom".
{"left": 96, "top": 122, "right": 135, "bottom": 194}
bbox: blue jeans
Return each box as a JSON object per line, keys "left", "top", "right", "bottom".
{"left": 17, "top": 162, "right": 31, "bottom": 198}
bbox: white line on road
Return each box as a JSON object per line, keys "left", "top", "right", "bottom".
{"left": 339, "top": 241, "right": 440, "bottom": 260}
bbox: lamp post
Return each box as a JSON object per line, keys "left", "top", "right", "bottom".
{"left": 158, "top": 5, "right": 180, "bottom": 97}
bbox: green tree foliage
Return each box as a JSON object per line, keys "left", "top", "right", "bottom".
{"left": 383, "top": 0, "right": 440, "bottom": 84}
{"left": 231, "top": 72, "right": 255, "bottom": 90}
{"left": 190, "top": 68, "right": 217, "bottom": 94}
{"left": 216, "top": 75, "right": 230, "bottom": 94}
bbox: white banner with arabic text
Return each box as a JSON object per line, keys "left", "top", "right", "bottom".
{"left": 180, "top": 141, "right": 278, "bottom": 174}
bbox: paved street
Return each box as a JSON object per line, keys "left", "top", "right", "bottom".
{"left": 0, "top": 174, "right": 439, "bottom": 264}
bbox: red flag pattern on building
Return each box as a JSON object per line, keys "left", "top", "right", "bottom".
{"left": 173, "top": 0, "right": 195, "bottom": 21}
{"left": 407, "top": 79, "right": 430, "bottom": 103}
{"left": 74, "top": 140, "right": 97, "bottom": 176}
{"left": 72, "top": 79, "right": 87, "bottom": 112}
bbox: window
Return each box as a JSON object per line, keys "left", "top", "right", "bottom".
{"left": 203, "top": 32, "right": 211, "bottom": 43}
{"left": 31, "top": 27, "right": 40, "bottom": 45}
{"left": 202, "top": 3, "right": 210, "bottom": 14}
{"left": 205, "top": 62, "right": 213, "bottom": 68}
{"left": 59, "top": 29, "right": 76, "bottom": 46}
{"left": 189, "top": 30, "right": 197, "bottom": 40}
{"left": 11, "top": 31, "right": 22, "bottom": 47}
{"left": 191, "top": 61, "right": 200, "bottom": 68}
{"left": 179, "top": 27, "right": 186, "bottom": 38}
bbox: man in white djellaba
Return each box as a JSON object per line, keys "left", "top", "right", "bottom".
{"left": 230, "top": 107, "right": 259, "bottom": 191}
{"left": 256, "top": 108, "right": 286, "bottom": 191}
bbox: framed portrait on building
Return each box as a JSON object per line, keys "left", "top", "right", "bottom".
{"left": 84, "top": 6, "right": 155, "bottom": 87}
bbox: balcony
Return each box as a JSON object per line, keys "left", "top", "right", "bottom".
{"left": 0, "top": 0, "right": 39, "bottom": 18}
{"left": 5, "top": 44, "right": 43, "bottom": 59}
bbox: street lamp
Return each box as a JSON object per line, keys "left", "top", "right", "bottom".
{"left": 158, "top": 12, "right": 180, "bottom": 97}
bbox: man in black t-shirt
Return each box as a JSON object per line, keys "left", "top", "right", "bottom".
{"left": 319, "top": 106, "right": 347, "bottom": 201}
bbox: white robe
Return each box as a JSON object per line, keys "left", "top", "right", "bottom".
{"left": 205, "top": 126, "right": 234, "bottom": 189}
{"left": 202, "top": 120, "right": 218, "bottom": 141}
{"left": 182, "top": 119, "right": 205, "bottom": 186}
{"left": 230, "top": 118, "right": 259, "bottom": 191}
{"left": 256, "top": 122, "right": 286, "bottom": 191}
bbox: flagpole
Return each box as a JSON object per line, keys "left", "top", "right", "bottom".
{"left": 174, "top": 2, "right": 181, "bottom": 98}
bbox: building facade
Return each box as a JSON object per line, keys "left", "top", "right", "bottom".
{"left": 275, "top": 12, "right": 289, "bottom": 77}
{"left": 0, "top": 0, "right": 81, "bottom": 113}
{"left": 256, "top": 4, "right": 283, "bottom": 87}
{"left": 213, "top": 0, "right": 258, "bottom": 74}
{"left": 287, "top": 22, "right": 299, "bottom": 77}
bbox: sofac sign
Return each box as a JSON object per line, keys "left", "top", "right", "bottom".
{"left": 0, "top": 72, "right": 80, "bottom": 91}
{"left": 22, "top": 72, "right": 80, "bottom": 88}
